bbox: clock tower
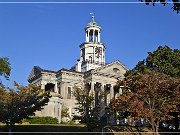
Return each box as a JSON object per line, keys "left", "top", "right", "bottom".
{"left": 75, "top": 15, "right": 105, "bottom": 72}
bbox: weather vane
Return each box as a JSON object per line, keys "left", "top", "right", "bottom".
{"left": 90, "top": 13, "right": 95, "bottom": 21}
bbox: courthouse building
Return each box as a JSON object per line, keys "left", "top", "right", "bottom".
{"left": 28, "top": 16, "right": 128, "bottom": 122}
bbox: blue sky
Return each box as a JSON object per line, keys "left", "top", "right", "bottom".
{"left": 0, "top": 0, "right": 180, "bottom": 87}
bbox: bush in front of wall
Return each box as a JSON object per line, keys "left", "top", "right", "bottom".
{"left": 23, "top": 116, "right": 58, "bottom": 124}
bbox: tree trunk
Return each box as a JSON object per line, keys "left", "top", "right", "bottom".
{"left": 6, "top": 122, "right": 13, "bottom": 135}
{"left": 155, "top": 121, "right": 159, "bottom": 135}
{"left": 8, "top": 125, "right": 12, "bottom": 135}
{"left": 150, "top": 118, "right": 156, "bottom": 135}
{"left": 174, "top": 116, "right": 179, "bottom": 131}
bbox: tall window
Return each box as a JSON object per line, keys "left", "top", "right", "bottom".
{"left": 67, "top": 87, "right": 71, "bottom": 99}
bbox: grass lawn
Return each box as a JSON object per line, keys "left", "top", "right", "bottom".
{"left": 0, "top": 124, "right": 89, "bottom": 134}
{"left": 1, "top": 124, "right": 179, "bottom": 135}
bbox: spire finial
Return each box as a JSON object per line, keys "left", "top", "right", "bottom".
{"left": 90, "top": 13, "right": 95, "bottom": 21}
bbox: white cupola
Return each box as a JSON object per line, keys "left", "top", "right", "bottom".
{"left": 85, "top": 15, "right": 101, "bottom": 43}
{"left": 74, "top": 14, "right": 106, "bottom": 72}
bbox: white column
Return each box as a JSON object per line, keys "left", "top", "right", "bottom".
{"left": 91, "top": 82, "right": 94, "bottom": 93}
{"left": 41, "top": 84, "right": 45, "bottom": 90}
{"left": 55, "top": 81, "right": 58, "bottom": 93}
{"left": 110, "top": 85, "right": 114, "bottom": 99}
{"left": 93, "top": 29, "right": 95, "bottom": 42}
{"left": 87, "top": 30, "right": 90, "bottom": 42}
{"left": 119, "top": 87, "right": 123, "bottom": 95}
{"left": 99, "top": 32, "right": 101, "bottom": 42}
{"left": 101, "top": 83, "right": 105, "bottom": 104}
{"left": 58, "top": 82, "right": 62, "bottom": 95}
{"left": 103, "top": 48, "right": 105, "bottom": 64}
{"left": 61, "top": 82, "right": 65, "bottom": 99}
{"left": 85, "top": 31, "right": 88, "bottom": 42}
{"left": 101, "top": 83, "right": 104, "bottom": 92}
{"left": 93, "top": 46, "right": 95, "bottom": 63}
{"left": 98, "top": 31, "right": 100, "bottom": 42}
{"left": 58, "top": 104, "right": 62, "bottom": 123}
{"left": 107, "top": 93, "right": 110, "bottom": 105}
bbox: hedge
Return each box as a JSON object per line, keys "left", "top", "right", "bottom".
{"left": 23, "top": 116, "right": 58, "bottom": 124}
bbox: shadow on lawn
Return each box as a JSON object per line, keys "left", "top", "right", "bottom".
{"left": 0, "top": 125, "right": 91, "bottom": 135}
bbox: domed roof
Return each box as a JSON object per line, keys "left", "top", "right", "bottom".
{"left": 86, "top": 16, "right": 101, "bottom": 29}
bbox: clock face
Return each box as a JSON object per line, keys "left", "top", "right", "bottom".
{"left": 95, "top": 47, "right": 102, "bottom": 58}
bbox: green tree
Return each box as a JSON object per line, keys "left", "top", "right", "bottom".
{"left": 0, "top": 82, "right": 51, "bottom": 132}
{"left": 140, "top": 0, "right": 180, "bottom": 13}
{"left": 126, "top": 45, "right": 180, "bottom": 77}
{"left": 0, "top": 57, "right": 11, "bottom": 87}
{"left": 73, "top": 86, "right": 103, "bottom": 131}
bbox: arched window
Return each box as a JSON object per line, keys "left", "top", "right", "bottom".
{"left": 45, "top": 83, "right": 55, "bottom": 92}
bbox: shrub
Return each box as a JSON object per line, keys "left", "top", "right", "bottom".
{"left": 24, "top": 116, "right": 58, "bottom": 124}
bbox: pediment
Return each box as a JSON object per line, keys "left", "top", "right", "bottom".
{"left": 28, "top": 66, "right": 43, "bottom": 82}
{"left": 93, "top": 61, "right": 128, "bottom": 76}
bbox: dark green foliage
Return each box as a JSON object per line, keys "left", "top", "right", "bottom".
{"left": 24, "top": 116, "right": 58, "bottom": 124}
{"left": 126, "top": 45, "right": 180, "bottom": 77}
{"left": 73, "top": 86, "right": 102, "bottom": 131}
{"left": 0, "top": 57, "right": 11, "bottom": 80}
{"left": 140, "top": 0, "right": 180, "bottom": 13}
{"left": 146, "top": 46, "right": 180, "bottom": 77}
{"left": 0, "top": 57, "right": 11, "bottom": 87}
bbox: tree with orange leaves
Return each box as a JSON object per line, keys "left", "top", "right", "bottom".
{"left": 111, "top": 71, "right": 179, "bottom": 134}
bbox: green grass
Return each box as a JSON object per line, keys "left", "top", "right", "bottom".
{"left": 0, "top": 124, "right": 88, "bottom": 133}
{"left": 1, "top": 124, "right": 178, "bottom": 135}
{"left": 0, "top": 124, "right": 107, "bottom": 135}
